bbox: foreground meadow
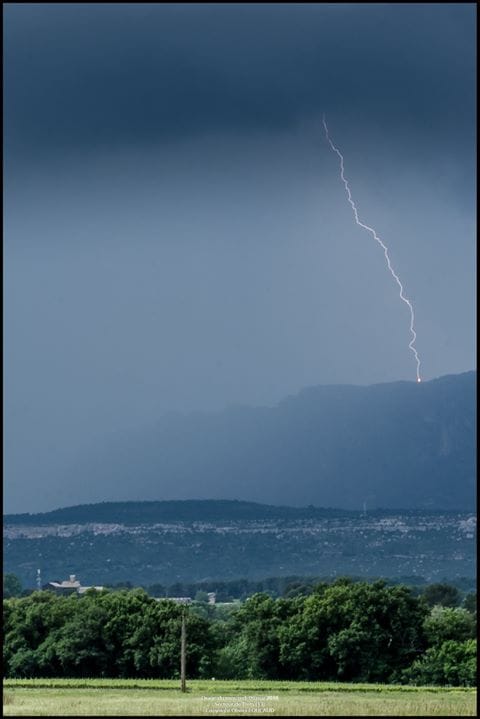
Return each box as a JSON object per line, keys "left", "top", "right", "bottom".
{"left": 3, "top": 679, "right": 476, "bottom": 716}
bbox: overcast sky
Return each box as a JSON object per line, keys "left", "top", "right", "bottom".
{"left": 4, "top": 3, "right": 476, "bottom": 513}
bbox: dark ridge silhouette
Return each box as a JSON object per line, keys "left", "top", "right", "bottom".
{"left": 4, "top": 499, "right": 466, "bottom": 526}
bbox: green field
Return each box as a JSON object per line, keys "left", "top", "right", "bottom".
{"left": 3, "top": 679, "right": 476, "bottom": 716}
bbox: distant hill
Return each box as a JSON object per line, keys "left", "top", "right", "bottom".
{"left": 4, "top": 501, "right": 475, "bottom": 587}
{"left": 6, "top": 499, "right": 463, "bottom": 527}
{"left": 28, "top": 371, "right": 477, "bottom": 512}
{"left": 3, "top": 499, "right": 357, "bottom": 526}
{"left": 5, "top": 498, "right": 469, "bottom": 527}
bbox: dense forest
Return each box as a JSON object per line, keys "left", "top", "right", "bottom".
{"left": 3, "top": 579, "right": 476, "bottom": 686}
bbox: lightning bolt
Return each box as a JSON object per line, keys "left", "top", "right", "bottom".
{"left": 322, "top": 114, "right": 422, "bottom": 383}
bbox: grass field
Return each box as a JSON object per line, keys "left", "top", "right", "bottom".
{"left": 2, "top": 679, "right": 476, "bottom": 716}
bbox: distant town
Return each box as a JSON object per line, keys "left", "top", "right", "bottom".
{"left": 4, "top": 505, "right": 476, "bottom": 591}
{"left": 42, "top": 573, "right": 216, "bottom": 606}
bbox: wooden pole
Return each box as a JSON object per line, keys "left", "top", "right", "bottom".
{"left": 180, "top": 607, "right": 186, "bottom": 693}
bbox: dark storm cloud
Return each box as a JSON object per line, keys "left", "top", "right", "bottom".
{"left": 4, "top": 3, "right": 475, "bottom": 161}
{"left": 3, "top": 4, "right": 476, "bottom": 514}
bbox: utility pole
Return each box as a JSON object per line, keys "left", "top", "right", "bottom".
{"left": 180, "top": 607, "right": 187, "bottom": 693}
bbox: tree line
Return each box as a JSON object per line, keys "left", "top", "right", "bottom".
{"left": 3, "top": 578, "right": 476, "bottom": 685}
{"left": 5, "top": 571, "right": 475, "bottom": 605}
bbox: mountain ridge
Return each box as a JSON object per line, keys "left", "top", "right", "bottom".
{"left": 8, "top": 370, "right": 476, "bottom": 514}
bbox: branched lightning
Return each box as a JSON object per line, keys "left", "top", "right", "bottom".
{"left": 322, "top": 114, "right": 422, "bottom": 383}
